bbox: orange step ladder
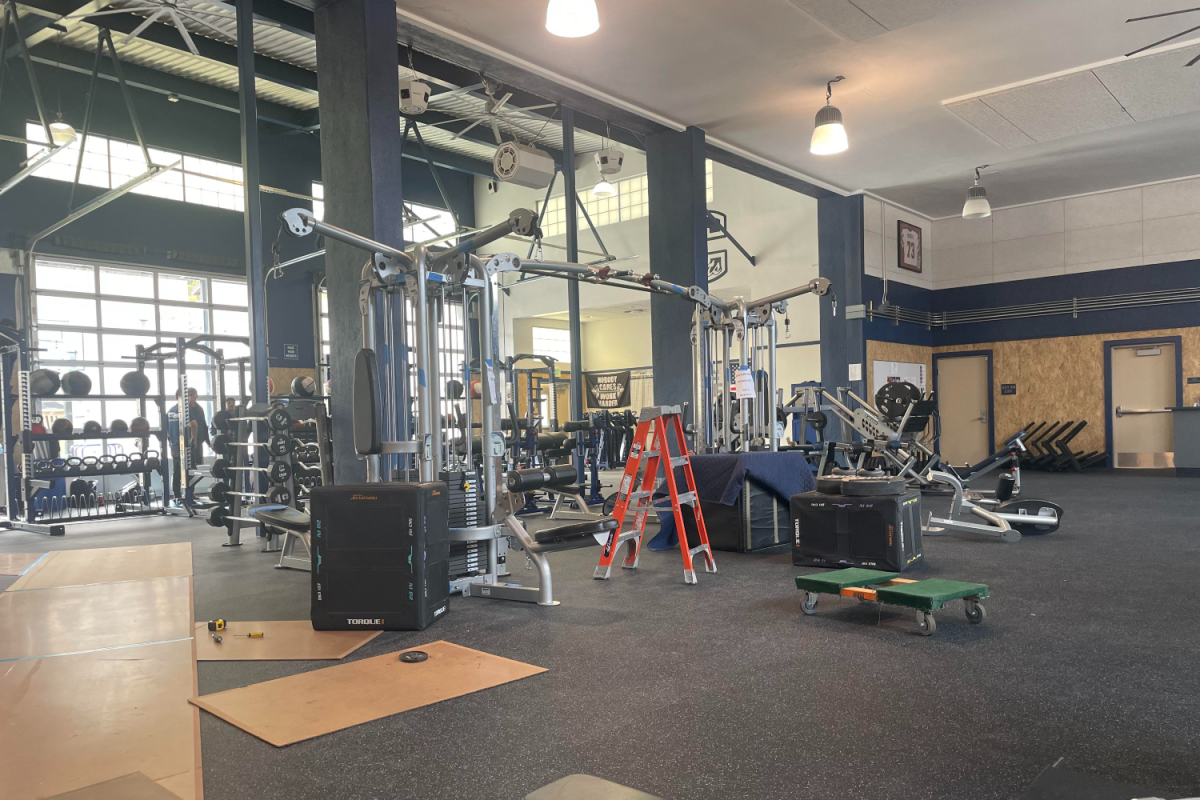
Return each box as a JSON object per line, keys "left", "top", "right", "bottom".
{"left": 595, "top": 405, "right": 717, "bottom": 585}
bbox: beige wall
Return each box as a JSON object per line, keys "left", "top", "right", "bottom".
{"left": 870, "top": 327, "right": 1200, "bottom": 456}
{"left": 581, "top": 314, "right": 651, "bottom": 371}
{"left": 931, "top": 176, "right": 1200, "bottom": 290}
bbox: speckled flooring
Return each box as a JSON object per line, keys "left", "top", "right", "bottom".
{"left": 2, "top": 471, "right": 1197, "bottom": 800}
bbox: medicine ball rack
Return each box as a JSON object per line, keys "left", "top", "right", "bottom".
{"left": 9, "top": 370, "right": 171, "bottom": 536}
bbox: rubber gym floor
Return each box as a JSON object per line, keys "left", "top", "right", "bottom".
{"left": 1, "top": 471, "right": 1197, "bottom": 800}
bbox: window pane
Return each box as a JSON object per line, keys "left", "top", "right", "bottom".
{"left": 101, "top": 299, "right": 156, "bottom": 331}
{"left": 102, "top": 333, "right": 158, "bottom": 365}
{"left": 319, "top": 292, "right": 328, "bottom": 314}
{"left": 37, "top": 295, "right": 97, "bottom": 327}
{"left": 321, "top": 317, "right": 329, "bottom": 342}
{"left": 38, "top": 330, "right": 99, "bottom": 362}
{"left": 159, "top": 304, "right": 208, "bottom": 334}
{"left": 212, "top": 280, "right": 247, "bottom": 307}
{"left": 213, "top": 310, "right": 248, "bottom": 337}
{"left": 159, "top": 275, "right": 207, "bottom": 303}
{"left": 36, "top": 261, "right": 94, "bottom": 292}
{"left": 218, "top": 341, "right": 250, "bottom": 361}
{"left": 99, "top": 267, "right": 154, "bottom": 298}
{"left": 104, "top": 400, "right": 142, "bottom": 428}
{"left": 180, "top": 369, "right": 214, "bottom": 396}
{"left": 184, "top": 345, "right": 210, "bottom": 365}
{"left": 531, "top": 327, "right": 571, "bottom": 364}
{"left": 222, "top": 368, "right": 248, "bottom": 399}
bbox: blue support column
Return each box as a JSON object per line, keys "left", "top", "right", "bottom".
{"left": 313, "top": 0, "right": 405, "bottom": 483}
{"left": 236, "top": 0, "right": 268, "bottom": 405}
{"left": 818, "top": 194, "right": 866, "bottom": 408}
{"left": 646, "top": 126, "right": 707, "bottom": 410}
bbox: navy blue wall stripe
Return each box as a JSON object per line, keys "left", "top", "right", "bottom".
{"left": 864, "top": 260, "right": 1200, "bottom": 347}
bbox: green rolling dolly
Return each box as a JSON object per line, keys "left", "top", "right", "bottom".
{"left": 795, "top": 570, "right": 989, "bottom": 636}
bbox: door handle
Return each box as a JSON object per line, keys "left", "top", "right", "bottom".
{"left": 977, "top": 410, "right": 987, "bottom": 424}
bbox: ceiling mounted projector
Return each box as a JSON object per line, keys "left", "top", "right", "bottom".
{"left": 399, "top": 80, "right": 430, "bottom": 115}
{"left": 594, "top": 148, "right": 624, "bottom": 176}
{"left": 493, "top": 142, "right": 556, "bottom": 189}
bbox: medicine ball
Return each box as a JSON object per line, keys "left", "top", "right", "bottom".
{"left": 445, "top": 379, "right": 464, "bottom": 399}
{"left": 61, "top": 370, "right": 92, "bottom": 397}
{"left": 268, "top": 376, "right": 275, "bottom": 395}
{"left": 130, "top": 416, "right": 150, "bottom": 433}
{"left": 110, "top": 419, "right": 128, "bottom": 434}
{"left": 29, "top": 369, "right": 60, "bottom": 397}
{"left": 119, "top": 371, "right": 151, "bottom": 397}
{"left": 291, "top": 375, "right": 316, "bottom": 397}
{"left": 51, "top": 417, "right": 73, "bottom": 437}
{"left": 82, "top": 420, "right": 103, "bottom": 436}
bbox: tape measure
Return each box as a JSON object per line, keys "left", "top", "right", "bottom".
{"left": 207, "top": 619, "right": 226, "bottom": 631}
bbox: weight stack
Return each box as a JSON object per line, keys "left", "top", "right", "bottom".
{"left": 441, "top": 469, "right": 486, "bottom": 528}
{"left": 448, "top": 540, "right": 487, "bottom": 579}
{"left": 310, "top": 481, "right": 450, "bottom": 631}
{"left": 790, "top": 490, "right": 923, "bottom": 572}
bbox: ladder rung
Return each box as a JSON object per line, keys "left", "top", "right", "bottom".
{"left": 675, "top": 492, "right": 697, "bottom": 506}
{"left": 689, "top": 544, "right": 710, "bottom": 556}
{"left": 641, "top": 451, "right": 659, "bottom": 459}
{"left": 627, "top": 490, "right": 652, "bottom": 502}
{"left": 670, "top": 456, "right": 689, "bottom": 467}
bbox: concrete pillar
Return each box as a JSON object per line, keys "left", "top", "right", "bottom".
{"left": 313, "top": 0, "right": 404, "bottom": 483}
{"left": 647, "top": 126, "right": 707, "bottom": 410}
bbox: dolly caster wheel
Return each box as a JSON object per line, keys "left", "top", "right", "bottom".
{"left": 917, "top": 611, "right": 936, "bottom": 636}
{"left": 801, "top": 592, "right": 819, "bottom": 615}
{"left": 965, "top": 600, "right": 986, "bottom": 624}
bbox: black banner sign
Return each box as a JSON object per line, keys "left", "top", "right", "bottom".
{"left": 585, "top": 371, "right": 631, "bottom": 409}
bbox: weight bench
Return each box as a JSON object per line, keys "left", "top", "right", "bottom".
{"left": 465, "top": 465, "right": 615, "bottom": 606}
{"left": 254, "top": 506, "right": 312, "bottom": 571}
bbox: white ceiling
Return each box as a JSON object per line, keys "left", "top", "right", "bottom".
{"left": 394, "top": 0, "right": 1200, "bottom": 217}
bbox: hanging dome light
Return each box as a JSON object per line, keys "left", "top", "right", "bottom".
{"left": 962, "top": 166, "right": 992, "bottom": 219}
{"left": 810, "top": 76, "right": 848, "bottom": 156}
{"left": 546, "top": 0, "right": 599, "bottom": 38}
{"left": 49, "top": 120, "right": 76, "bottom": 145}
{"left": 592, "top": 179, "right": 616, "bottom": 199}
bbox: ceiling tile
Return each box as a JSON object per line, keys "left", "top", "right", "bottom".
{"left": 946, "top": 98, "right": 1037, "bottom": 149}
{"left": 787, "top": 0, "right": 886, "bottom": 41}
{"left": 1093, "top": 46, "right": 1200, "bottom": 123}
{"left": 981, "top": 71, "right": 1134, "bottom": 142}
{"left": 851, "top": 0, "right": 980, "bottom": 31}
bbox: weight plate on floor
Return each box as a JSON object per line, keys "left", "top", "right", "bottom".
{"left": 399, "top": 651, "right": 428, "bottom": 663}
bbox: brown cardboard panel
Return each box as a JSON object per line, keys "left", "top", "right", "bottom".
{"left": 6, "top": 542, "right": 192, "bottom": 591}
{"left": 193, "top": 621, "right": 381, "bottom": 661}
{"left": 43, "top": 772, "right": 182, "bottom": 800}
{"left": 190, "top": 641, "right": 547, "bottom": 747}
{"left": 0, "top": 577, "right": 193, "bottom": 661}
{"left": 0, "top": 552, "right": 45, "bottom": 576}
{"left": 0, "top": 639, "right": 199, "bottom": 800}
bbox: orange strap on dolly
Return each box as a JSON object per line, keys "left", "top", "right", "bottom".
{"left": 595, "top": 405, "right": 717, "bottom": 585}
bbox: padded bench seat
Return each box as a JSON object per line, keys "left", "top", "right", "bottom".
{"left": 873, "top": 578, "right": 990, "bottom": 612}
{"left": 531, "top": 517, "right": 617, "bottom": 551}
{"left": 252, "top": 507, "right": 311, "bottom": 533}
{"left": 795, "top": 568, "right": 900, "bottom": 594}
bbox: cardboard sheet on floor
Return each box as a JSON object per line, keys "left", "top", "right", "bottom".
{"left": 193, "top": 620, "right": 381, "bottom": 661}
{"left": 0, "top": 638, "right": 202, "bottom": 800}
{"left": 190, "top": 641, "right": 546, "bottom": 746}
{"left": 6, "top": 542, "right": 192, "bottom": 591}
{"left": 0, "top": 576, "right": 193, "bottom": 661}
{"left": 43, "top": 772, "right": 183, "bottom": 800}
{"left": 527, "top": 775, "right": 664, "bottom": 799}
{"left": 0, "top": 552, "right": 45, "bottom": 575}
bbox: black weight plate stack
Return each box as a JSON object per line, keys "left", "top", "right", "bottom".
{"left": 843, "top": 476, "right": 909, "bottom": 496}
{"left": 815, "top": 475, "right": 847, "bottom": 495}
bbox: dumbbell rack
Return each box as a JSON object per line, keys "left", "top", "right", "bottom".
{"left": 12, "top": 370, "right": 171, "bottom": 536}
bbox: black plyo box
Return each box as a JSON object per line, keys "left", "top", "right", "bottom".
{"left": 310, "top": 481, "right": 450, "bottom": 631}
{"left": 790, "top": 490, "right": 923, "bottom": 571}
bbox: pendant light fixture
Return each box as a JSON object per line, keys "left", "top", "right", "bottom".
{"left": 546, "top": 0, "right": 599, "bottom": 38}
{"left": 592, "top": 179, "right": 617, "bottom": 198}
{"left": 810, "top": 76, "right": 848, "bottom": 156}
{"left": 592, "top": 122, "right": 622, "bottom": 199}
{"left": 962, "top": 165, "right": 992, "bottom": 219}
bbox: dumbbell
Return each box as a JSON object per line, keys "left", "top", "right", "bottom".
{"left": 206, "top": 506, "right": 263, "bottom": 529}
{"left": 210, "top": 481, "right": 292, "bottom": 506}
{"left": 211, "top": 458, "right": 291, "bottom": 485}
{"left": 211, "top": 432, "right": 294, "bottom": 458}
{"left": 230, "top": 404, "right": 291, "bottom": 431}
